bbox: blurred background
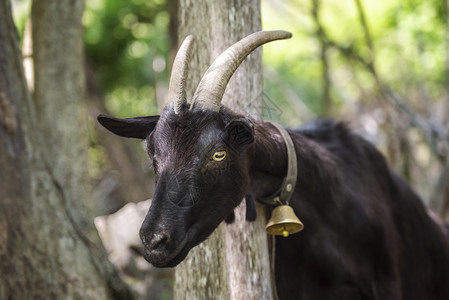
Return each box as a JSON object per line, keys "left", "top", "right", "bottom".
{"left": 10, "top": 0, "right": 449, "bottom": 298}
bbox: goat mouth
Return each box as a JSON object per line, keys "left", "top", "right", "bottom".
{"left": 143, "top": 233, "right": 191, "bottom": 268}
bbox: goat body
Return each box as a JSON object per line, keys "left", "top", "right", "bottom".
{"left": 99, "top": 106, "right": 449, "bottom": 299}
{"left": 247, "top": 115, "right": 449, "bottom": 299}
{"left": 97, "top": 31, "right": 449, "bottom": 300}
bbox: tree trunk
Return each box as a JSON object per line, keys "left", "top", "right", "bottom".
{"left": 0, "top": 0, "right": 132, "bottom": 298}
{"left": 174, "top": 1, "right": 274, "bottom": 299}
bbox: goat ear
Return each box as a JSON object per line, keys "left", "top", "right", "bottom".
{"left": 97, "top": 115, "right": 160, "bottom": 139}
{"left": 225, "top": 117, "right": 254, "bottom": 147}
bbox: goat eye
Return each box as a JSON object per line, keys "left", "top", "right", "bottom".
{"left": 212, "top": 151, "right": 226, "bottom": 162}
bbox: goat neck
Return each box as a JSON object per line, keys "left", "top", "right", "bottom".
{"left": 247, "top": 121, "right": 287, "bottom": 200}
{"left": 247, "top": 120, "right": 339, "bottom": 205}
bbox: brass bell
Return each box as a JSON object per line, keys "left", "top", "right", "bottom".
{"left": 266, "top": 205, "right": 304, "bottom": 237}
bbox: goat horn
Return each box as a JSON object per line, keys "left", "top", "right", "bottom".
{"left": 167, "top": 35, "right": 194, "bottom": 114}
{"left": 191, "top": 30, "right": 292, "bottom": 112}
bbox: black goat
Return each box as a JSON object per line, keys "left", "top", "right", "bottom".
{"left": 98, "top": 31, "right": 449, "bottom": 299}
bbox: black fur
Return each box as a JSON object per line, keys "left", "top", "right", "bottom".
{"left": 245, "top": 194, "right": 257, "bottom": 221}
{"left": 98, "top": 107, "right": 449, "bottom": 300}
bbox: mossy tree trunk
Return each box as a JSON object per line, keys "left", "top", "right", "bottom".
{"left": 174, "top": 1, "right": 274, "bottom": 299}
{"left": 0, "top": 0, "right": 132, "bottom": 298}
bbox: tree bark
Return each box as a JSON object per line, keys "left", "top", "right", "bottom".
{"left": 174, "top": 1, "right": 274, "bottom": 299}
{"left": 0, "top": 0, "right": 132, "bottom": 298}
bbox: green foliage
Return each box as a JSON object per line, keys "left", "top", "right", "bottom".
{"left": 84, "top": 0, "right": 170, "bottom": 117}
{"left": 11, "top": 0, "right": 31, "bottom": 38}
{"left": 262, "top": 0, "right": 448, "bottom": 120}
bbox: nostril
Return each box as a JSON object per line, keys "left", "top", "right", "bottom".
{"left": 148, "top": 232, "right": 169, "bottom": 251}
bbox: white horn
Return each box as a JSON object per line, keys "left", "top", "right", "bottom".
{"left": 166, "top": 35, "right": 194, "bottom": 114}
{"left": 191, "top": 31, "right": 292, "bottom": 111}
